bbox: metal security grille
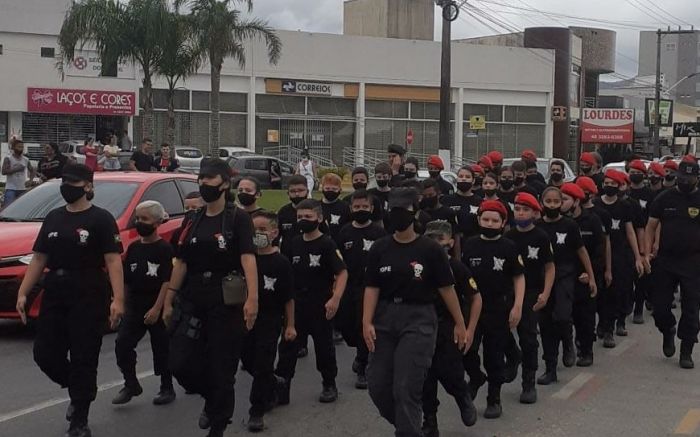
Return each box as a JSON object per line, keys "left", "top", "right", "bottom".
{"left": 21, "top": 113, "right": 95, "bottom": 144}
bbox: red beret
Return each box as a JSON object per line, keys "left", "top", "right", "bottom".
{"left": 649, "top": 162, "right": 665, "bottom": 177}
{"left": 604, "top": 169, "right": 627, "bottom": 186}
{"left": 664, "top": 160, "right": 679, "bottom": 171}
{"left": 479, "top": 200, "right": 508, "bottom": 220}
{"left": 629, "top": 159, "right": 646, "bottom": 172}
{"left": 479, "top": 155, "right": 494, "bottom": 170}
{"left": 487, "top": 150, "right": 504, "bottom": 164}
{"left": 427, "top": 155, "right": 444, "bottom": 170}
{"left": 521, "top": 149, "right": 537, "bottom": 162}
{"left": 561, "top": 182, "right": 585, "bottom": 200}
{"left": 471, "top": 164, "right": 485, "bottom": 175}
{"left": 682, "top": 154, "right": 697, "bottom": 164}
{"left": 514, "top": 192, "right": 541, "bottom": 212}
{"left": 576, "top": 176, "right": 598, "bottom": 194}
{"left": 580, "top": 152, "right": 596, "bottom": 166}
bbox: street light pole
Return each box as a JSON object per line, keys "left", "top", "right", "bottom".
{"left": 436, "top": 1, "right": 459, "bottom": 168}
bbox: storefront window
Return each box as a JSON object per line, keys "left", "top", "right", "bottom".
{"left": 463, "top": 104, "right": 504, "bottom": 122}
{"left": 256, "top": 95, "right": 305, "bottom": 114}
{"left": 366, "top": 100, "right": 409, "bottom": 119}
{"left": 307, "top": 97, "right": 355, "bottom": 117}
{"left": 152, "top": 89, "right": 189, "bottom": 110}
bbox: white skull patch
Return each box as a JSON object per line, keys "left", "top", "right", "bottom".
{"left": 77, "top": 229, "right": 89, "bottom": 245}
{"left": 411, "top": 262, "right": 424, "bottom": 279}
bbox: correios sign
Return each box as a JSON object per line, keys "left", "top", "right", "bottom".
{"left": 581, "top": 108, "right": 635, "bottom": 144}
{"left": 27, "top": 88, "right": 136, "bottom": 116}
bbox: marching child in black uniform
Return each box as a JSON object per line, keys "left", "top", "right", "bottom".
{"left": 422, "top": 221, "right": 481, "bottom": 437}
{"left": 113, "top": 201, "right": 175, "bottom": 407}
{"left": 462, "top": 200, "right": 525, "bottom": 419}
{"left": 418, "top": 178, "right": 460, "bottom": 258}
{"left": 243, "top": 211, "right": 296, "bottom": 432}
{"left": 275, "top": 199, "right": 348, "bottom": 404}
{"left": 321, "top": 172, "right": 351, "bottom": 246}
{"left": 504, "top": 192, "right": 555, "bottom": 404}
{"left": 337, "top": 190, "right": 387, "bottom": 389}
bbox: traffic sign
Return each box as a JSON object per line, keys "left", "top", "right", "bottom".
{"left": 469, "top": 115, "right": 486, "bottom": 130}
{"left": 406, "top": 128, "right": 414, "bottom": 145}
{"left": 673, "top": 122, "right": 700, "bottom": 138}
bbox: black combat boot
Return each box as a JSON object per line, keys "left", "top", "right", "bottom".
{"left": 248, "top": 415, "right": 264, "bottom": 432}
{"left": 456, "top": 394, "right": 477, "bottom": 426}
{"left": 537, "top": 363, "right": 558, "bottom": 386}
{"left": 680, "top": 341, "right": 695, "bottom": 369}
{"left": 319, "top": 384, "right": 338, "bottom": 403}
{"left": 616, "top": 320, "right": 628, "bottom": 337}
{"left": 519, "top": 370, "right": 537, "bottom": 404}
{"left": 663, "top": 328, "right": 677, "bottom": 358}
{"left": 274, "top": 376, "right": 290, "bottom": 406}
{"left": 467, "top": 372, "right": 486, "bottom": 401}
{"left": 483, "top": 384, "right": 502, "bottom": 419}
{"left": 111, "top": 379, "right": 143, "bottom": 405}
{"left": 421, "top": 414, "right": 439, "bottom": 437}
{"left": 576, "top": 352, "right": 594, "bottom": 367}
{"left": 603, "top": 332, "right": 616, "bottom": 348}
{"left": 66, "top": 402, "right": 91, "bottom": 437}
{"left": 562, "top": 336, "right": 576, "bottom": 368}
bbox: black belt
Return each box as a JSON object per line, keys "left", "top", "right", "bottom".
{"left": 381, "top": 297, "right": 430, "bottom": 305}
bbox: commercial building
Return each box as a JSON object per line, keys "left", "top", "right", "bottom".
{"left": 0, "top": 0, "right": 556, "bottom": 167}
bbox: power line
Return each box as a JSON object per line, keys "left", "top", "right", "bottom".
{"left": 636, "top": 0, "right": 693, "bottom": 27}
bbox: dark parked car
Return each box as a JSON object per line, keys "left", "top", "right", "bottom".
{"left": 227, "top": 155, "right": 295, "bottom": 189}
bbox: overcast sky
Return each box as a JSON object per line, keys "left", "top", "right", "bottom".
{"left": 247, "top": 0, "right": 700, "bottom": 79}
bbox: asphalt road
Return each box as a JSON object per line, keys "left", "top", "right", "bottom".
{"left": 1, "top": 309, "right": 699, "bottom": 437}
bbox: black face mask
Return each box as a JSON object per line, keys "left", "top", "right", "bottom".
{"left": 404, "top": 171, "right": 416, "bottom": 180}
{"left": 514, "top": 176, "right": 525, "bottom": 186}
{"left": 603, "top": 186, "right": 619, "bottom": 197}
{"left": 323, "top": 190, "right": 340, "bottom": 202}
{"left": 237, "top": 192, "right": 257, "bottom": 207}
{"left": 60, "top": 184, "right": 87, "bottom": 204}
{"left": 429, "top": 170, "right": 441, "bottom": 179}
{"left": 543, "top": 206, "right": 561, "bottom": 219}
{"left": 678, "top": 180, "right": 697, "bottom": 194}
{"left": 352, "top": 182, "right": 368, "bottom": 191}
{"left": 376, "top": 179, "right": 390, "bottom": 188}
{"left": 389, "top": 209, "right": 415, "bottom": 232}
{"left": 457, "top": 181, "right": 473, "bottom": 193}
{"left": 290, "top": 196, "right": 305, "bottom": 205}
{"left": 484, "top": 188, "right": 497, "bottom": 198}
{"left": 550, "top": 172, "right": 564, "bottom": 183}
{"left": 580, "top": 166, "right": 592, "bottom": 175}
{"left": 352, "top": 210, "right": 372, "bottom": 224}
{"left": 200, "top": 183, "right": 224, "bottom": 203}
{"left": 650, "top": 176, "right": 662, "bottom": 186}
{"left": 665, "top": 174, "right": 676, "bottom": 183}
{"left": 298, "top": 219, "right": 319, "bottom": 233}
{"left": 500, "top": 180, "right": 514, "bottom": 190}
{"left": 629, "top": 174, "right": 645, "bottom": 185}
{"left": 135, "top": 222, "right": 156, "bottom": 237}
{"left": 420, "top": 197, "right": 438, "bottom": 210}
{"left": 480, "top": 226, "right": 502, "bottom": 239}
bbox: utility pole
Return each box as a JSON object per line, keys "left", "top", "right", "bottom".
{"left": 436, "top": 1, "right": 459, "bottom": 168}
{"left": 652, "top": 27, "right": 696, "bottom": 157}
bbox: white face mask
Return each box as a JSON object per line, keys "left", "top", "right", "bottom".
{"left": 254, "top": 232, "right": 270, "bottom": 249}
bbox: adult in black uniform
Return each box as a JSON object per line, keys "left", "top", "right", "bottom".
{"left": 504, "top": 193, "right": 555, "bottom": 403}
{"left": 163, "top": 158, "right": 258, "bottom": 437}
{"left": 628, "top": 160, "right": 654, "bottom": 324}
{"left": 422, "top": 220, "right": 481, "bottom": 437}
{"left": 646, "top": 160, "right": 700, "bottom": 369}
{"left": 16, "top": 164, "right": 124, "bottom": 437}
{"left": 243, "top": 211, "right": 296, "bottom": 432}
{"left": 236, "top": 177, "right": 263, "bottom": 215}
{"left": 418, "top": 178, "right": 460, "bottom": 258}
{"left": 537, "top": 187, "right": 597, "bottom": 385}
{"left": 462, "top": 200, "right": 525, "bottom": 418}
{"left": 337, "top": 190, "right": 387, "bottom": 389}
{"left": 37, "top": 142, "right": 69, "bottom": 181}
{"left": 342, "top": 167, "right": 384, "bottom": 224}
{"left": 561, "top": 183, "right": 605, "bottom": 367}
{"left": 275, "top": 199, "right": 348, "bottom": 404}
{"left": 277, "top": 175, "right": 309, "bottom": 258}
{"left": 427, "top": 155, "right": 455, "bottom": 196}
{"left": 321, "top": 172, "right": 351, "bottom": 245}
{"left": 113, "top": 201, "right": 175, "bottom": 407}
{"left": 363, "top": 188, "right": 469, "bottom": 437}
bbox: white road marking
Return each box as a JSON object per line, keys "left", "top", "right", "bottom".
{"left": 551, "top": 372, "right": 595, "bottom": 400}
{"left": 0, "top": 370, "right": 154, "bottom": 424}
{"left": 608, "top": 339, "right": 636, "bottom": 357}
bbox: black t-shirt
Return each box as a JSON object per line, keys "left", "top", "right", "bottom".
{"left": 624, "top": 196, "right": 646, "bottom": 229}
{"left": 337, "top": 222, "right": 387, "bottom": 288}
{"left": 505, "top": 227, "right": 553, "bottom": 292}
{"left": 462, "top": 236, "right": 524, "bottom": 313}
{"left": 537, "top": 217, "right": 584, "bottom": 275}
{"left": 322, "top": 199, "right": 351, "bottom": 245}
{"left": 34, "top": 206, "right": 123, "bottom": 269}
{"left": 417, "top": 205, "right": 459, "bottom": 236}
{"left": 594, "top": 198, "right": 633, "bottom": 253}
{"left": 649, "top": 188, "right": 700, "bottom": 265}
{"left": 574, "top": 209, "right": 605, "bottom": 274}
{"left": 629, "top": 186, "right": 654, "bottom": 220}
{"left": 442, "top": 193, "right": 483, "bottom": 240}
{"left": 124, "top": 239, "right": 174, "bottom": 297}
{"left": 130, "top": 151, "right": 154, "bottom": 172}
{"left": 591, "top": 172, "right": 605, "bottom": 192}
{"left": 277, "top": 202, "right": 300, "bottom": 257}
{"left": 256, "top": 252, "right": 294, "bottom": 316}
{"left": 37, "top": 154, "right": 68, "bottom": 180}
{"left": 437, "top": 177, "right": 455, "bottom": 197}
{"left": 342, "top": 192, "right": 384, "bottom": 223}
{"left": 435, "top": 258, "right": 478, "bottom": 322}
{"left": 499, "top": 190, "right": 517, "bottom": 210}
{"left": 175, "top": 207, "right": 256, "bottom": 274}
{"left": 289, "top": 234, "right": 346, "bottom": 299}
{"left": 365, "top": 235, "right": 454, "bottom": 304}
{"left": 587, "top": 204, "right": 612, "bottom": 236}
{"left": 368, "top": 187, "right": 391, "bottom": 228}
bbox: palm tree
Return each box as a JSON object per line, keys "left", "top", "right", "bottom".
{"left": 156, "top": 12, "right": 201, "bottom": 145}
{"left": 58, "top": 0, "right": 169, "bottom": 139}
{"left": 178, "top": 0, "right": 281, "bottom": 157}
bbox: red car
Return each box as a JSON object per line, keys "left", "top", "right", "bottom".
{"left": 0, "top": 172, "right": 199, "bottom": 321}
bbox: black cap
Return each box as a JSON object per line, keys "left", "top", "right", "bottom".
{"left": 388, "top": 187, "right": 418, "bottom": 210}
{"left": 678, "top": 160, "right": 699, "bottom": 177}
{"left": 199, "top": 157, "right": 232, "bottom": 179}
{"left": 387, "top": 144, "right": 406, "bottom": 156}
{"left": 62, "top": 164, "right": 93, "bottom": 183}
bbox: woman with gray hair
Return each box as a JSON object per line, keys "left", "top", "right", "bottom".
{"left": 112, "top": 200, "right": 177, "bottom": 407}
